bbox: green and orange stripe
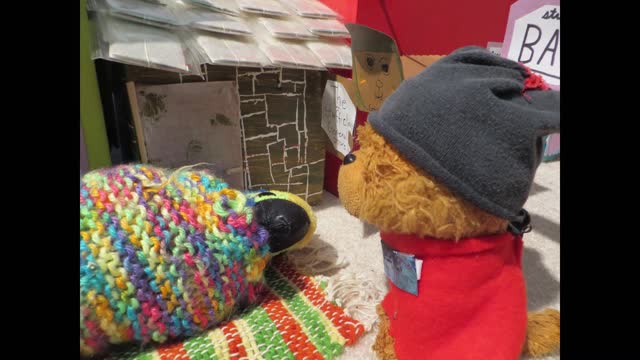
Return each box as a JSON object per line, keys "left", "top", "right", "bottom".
{"left": 107, "top": 257, "right": 364, "bottom": 360}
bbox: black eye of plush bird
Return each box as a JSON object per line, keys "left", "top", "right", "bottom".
{"left": 253, "top": 191, "right": 316, "bottom": 254}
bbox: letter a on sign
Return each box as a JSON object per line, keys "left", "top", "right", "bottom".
{"left": 501, "top": 0, "right": 560, "bottom": 89}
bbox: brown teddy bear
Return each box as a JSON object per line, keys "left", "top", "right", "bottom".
{"left": 337, "top": 47, "right": 560, "bottom": 360}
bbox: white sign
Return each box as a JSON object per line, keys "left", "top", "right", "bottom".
{"left": 502, "top": 0, "right": 560, "bottom": 88}
{"left": 321, "top": 80, "right": 356, "bottom": 157}
{"left": 487, "top": 42, "right": 503, "bottom": 56}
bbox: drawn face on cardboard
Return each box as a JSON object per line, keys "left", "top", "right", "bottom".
{"left": 352, "top": 51, "right": 403, "bottom": 112}
{"left": 345, "top": 24, "right": 404, "bottom": 112}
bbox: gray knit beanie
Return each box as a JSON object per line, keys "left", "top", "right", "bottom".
{"left": 368, "top": 46, "right": 560, "bottom": 222}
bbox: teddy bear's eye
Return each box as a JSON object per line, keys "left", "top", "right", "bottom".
{"left": 381, "top": 63, "right": 389, "bottom": 73}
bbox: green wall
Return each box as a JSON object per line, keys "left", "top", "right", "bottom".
{"left": 80, "top": 0, "right": 111, "bottom": 169}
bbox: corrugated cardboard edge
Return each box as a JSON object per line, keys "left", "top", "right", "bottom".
{"left": 401, "top": 55, "right": 445, "bottom": 79}
{"left": 80, "top": 126, "right": 89, "bottom": 176}
{"left": 126, "top": 81, "right": 148, "bottom": 163}
{"left": 324, "top": 130, "right": 346, "bottom": 160}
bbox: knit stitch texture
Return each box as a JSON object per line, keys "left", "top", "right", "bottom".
{"left": 105, "top": 256, "right": 366, "bottom": 360}
{"left": 80, "top": 165, "right": 272, "bottom": 356}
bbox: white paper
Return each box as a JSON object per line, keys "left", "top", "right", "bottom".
{"left": 109, "top": 40, "right": 188, "bottom": 72}
{"left": 487, "top": 41, "right": 502, "bottom": 56}
{"left": 184, "top": 0, "right": 241, "bottom": 16}
{"left": 259, "top": 17, "right": 317, "bottom": 40}
{"left": 303, "top": 18, "right": 350, "bottom": 37}
{"left": 259, "top": 41, "right": 325, "bottom": 70}
{"left": 307, "top": 41, "right": 352, "bottom": 69}
{"left": 105, "top": 0, "right": 179, "bottom": 25}
{"left": 196, "top": 33, "right": 270, "bottom": 67}
{"left": 321, "top": 80, "right": 356, "bottom": 156}
{"left": 237, "top": 0, "right": 290, "bottom": 17}
{"left": 285, "top": 0, "right": 338, "bottom": 19}
{"left": 505, "top": 4, "right": 560, "bottom": 87}
{"left": 415, "top": 259, "right": 423, "bottom": 281}
{"left": 106, "top": 19, "right": 189, "bottom": 72}
{"left": 183, "top": 9, "right": 252, "bottom": 35}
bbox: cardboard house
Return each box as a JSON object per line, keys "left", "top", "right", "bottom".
{"left": 125, "top": 65, "right": 330, "bottom": 204}
{"left": 88, "top": 0, "right": 355, "bottom": 205}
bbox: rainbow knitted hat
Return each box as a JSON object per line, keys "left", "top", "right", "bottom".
{"left": 80, "top": 164, "right": 316, "bottom": 357}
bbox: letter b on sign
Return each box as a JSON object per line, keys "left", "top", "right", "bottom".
{"left": 503, "top": 1, "right": 560, "bottom": 88}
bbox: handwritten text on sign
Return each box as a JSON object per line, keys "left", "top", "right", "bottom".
{"left": 321, "top": 80, "right": 356, "bottom": 157}
{"left": 503, "top": 1, "right": 560, "bottom": 88}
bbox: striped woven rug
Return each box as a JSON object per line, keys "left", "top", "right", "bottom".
{"left": 107, "top": 256, "right": 365, "bottom": 360}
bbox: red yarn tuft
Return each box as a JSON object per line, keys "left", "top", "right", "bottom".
{"left": 522, "top": 65, "right": 551, "bottom": 92}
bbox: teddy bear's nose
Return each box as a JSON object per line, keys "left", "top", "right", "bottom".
{"left": 343, "top": 153, "right": 356, "bottom": 165}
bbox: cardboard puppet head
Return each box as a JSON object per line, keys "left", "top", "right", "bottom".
{"left": 343, "top": 24, "right": 404, "bottom": 112}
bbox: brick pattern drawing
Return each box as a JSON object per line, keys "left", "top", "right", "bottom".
{"left": 126, "top": 65, "right": 328, "bottom": 205}
{"left": 236, "top": 67, "right": 326, "bottom": 205}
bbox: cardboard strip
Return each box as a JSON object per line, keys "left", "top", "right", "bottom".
{"left": 126, "top": 81, "right": 149, "bottom": 163}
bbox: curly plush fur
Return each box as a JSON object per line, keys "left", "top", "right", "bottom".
{"left": 339, "top": 123, "right": 509, "bottom": 240}
{"left": 372, "top": 304, "right": 397, "bottom": 360}
{"left": 338, "top": 123, "right": 560, "bottom": 358}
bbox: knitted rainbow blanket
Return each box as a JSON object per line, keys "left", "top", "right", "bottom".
{"left": 81, "top": 165, "right": 273, "bottom": 356}
{"left": 106, "top": 256, "right": 365, "bottom": 360}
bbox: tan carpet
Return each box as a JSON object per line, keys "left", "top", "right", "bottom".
{"left": 288, "top": 161, "right": 560, "bottom": 359}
